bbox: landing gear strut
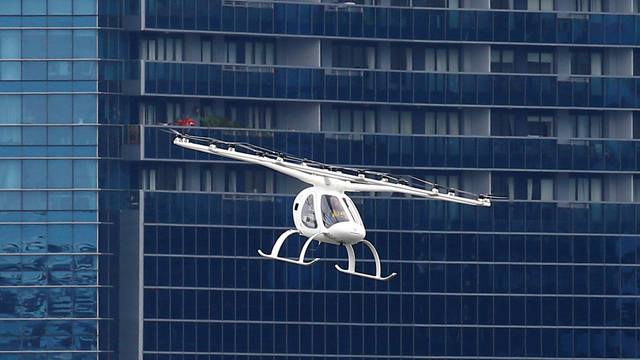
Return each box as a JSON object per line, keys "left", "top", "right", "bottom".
{"left": 258, "top": 229, "right": 320, "bottom": 266}
{"left": 334, "top": 240, "right": 397, "bottom": 281}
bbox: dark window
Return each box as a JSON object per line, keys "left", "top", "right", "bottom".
{"left": 492, "top": 0, "right": 553, "bottom": 9}
{"left": 413, "top": 0, "right": 459, "bottom": 7}
{"left": 526, "top": 51, "right": 554, "bottom": 74}
{"left": 492, "top": 111, "right": 553, "bottom": 137}
{"left": 331, "top": 42, "right": 375, "bottom": 69}
{"left": 491, "top": 49, "right": 514, "bottom": 73}
{"left": 571, "top": 50, "right": 602, "bottom": 75}
{"left": 526, "top": 115, "right": 554, "bottom": 137}
{"left": 572, "top": 113, "right": 603, "bottom": 138}
{"left": 492, "top": 175, "right": 554, "bottom": 200}
{"left": 576, "top": 0, "right": 603, "bottom": 11}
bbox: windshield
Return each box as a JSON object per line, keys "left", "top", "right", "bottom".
{"left": 343, "top": 197, "right": 363, "bottom": 225}
{"left": 321, "top": 195, "right": 350, "bottom": 228}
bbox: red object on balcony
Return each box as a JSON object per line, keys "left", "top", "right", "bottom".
{"left": 176, "top": 117, "right": 198, "bottom": 126}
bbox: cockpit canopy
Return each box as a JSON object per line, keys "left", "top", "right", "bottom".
{"left": 298, "top": 192, "right": 363, "bottom": 231}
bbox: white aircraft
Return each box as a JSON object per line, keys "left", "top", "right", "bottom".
{"left": 171, "top": 130, "right": 491, "bottom": 281}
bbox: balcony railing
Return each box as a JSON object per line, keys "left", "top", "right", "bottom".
{"left": 144, "top": 0, "right": 640, "bottom": 46}
{"left": 143, "top": 126, "right": 640, "bottom": 172}
{"left": 142, "top": 61, "right": 640, "bottom": 109}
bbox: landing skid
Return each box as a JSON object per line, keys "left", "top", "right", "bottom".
{"left": 334, "top": 240, "right": 397, "bottom": 281}
{"left": 259, "top": 231, "right": 396, "bottom": 281}
{"left": 258, "top": 229, "right": 320, "bottom": 266}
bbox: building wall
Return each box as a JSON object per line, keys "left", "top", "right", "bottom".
{"left": 0, "top": 0, "right": 111, "bottom": 359}
{"left": 78, "top": 0, "right": 640, "bottom": 358}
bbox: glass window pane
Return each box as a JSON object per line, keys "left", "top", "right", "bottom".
{"left": 47, "top": 61, "right": 72, "bottom": 80}
{"left": 48, "top": 95, "right": 72, "bottom": 124}
{"left": 73, "top": 95, "right": 96, "bottom": 123}
{"left": 47, "top": 160, "right": 72, "bottom": 188}
{"left": 48, "top": 0, "right": 72, "bottom": 15}
{"left": 0, "top": 0, "right": 20, "bottom": 15}
{"left": 0, "top": 95, "right": 22, "bottom": 124}
{"left": 23, "top": 0, "right": 46, "bottom": 15}
{"left": 22, "top": 61, "right": 46, "bottom": 80}
{"left": 73, "top": 160, "right": 97, "bottom": 188}
{"left": 73, "top": 30, "right": 97, "bottom": 58}
{"left": 0, "top": 160, "right": 21, "bottom": 189}
{"left": 72, "top": 61, "right": 97, "bottom": 80}
{"left": 23, "top": 160, "right": 46, "bottom": 188}
{"left": 48, "top": 127, "right": 72, "bottom": 145}
{"left": 73, "top": 126, "right": 97, "bottom": 145}
{"left": 0, "top": 62, "right": 20, "bottom": 80}
{"left": 48, "top": 30, "right": 72, "bottom": 58}
{"left": 73, "top": 0, "right": 97, "bottom": 15}
{"left": 0, "top": 127, "right": 20, "bottom": 145}
{"left": 23, "top": 95, "right": 46, "bottom": 124}
{"left": 22, "top": 30, "right": 46, "bottom": 59}
{"left": 0, "top": 31, "right": 21, "bottom": 58}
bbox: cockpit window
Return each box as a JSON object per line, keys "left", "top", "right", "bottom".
{"left": 343, "top": 197, "right": 363, "bottom": 226}
{"left": 301, "top": 195, "right": 317, "bottom": 228}
{"left": 321, "top": 195, "right": 350, "bottom": 228}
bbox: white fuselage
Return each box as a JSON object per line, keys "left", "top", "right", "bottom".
{"left": 292, "top": 187, "right": 366, "bottom": 245}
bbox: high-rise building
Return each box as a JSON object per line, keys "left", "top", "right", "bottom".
{"left": 4, "top": 0, "right": 640, "bottom": 358}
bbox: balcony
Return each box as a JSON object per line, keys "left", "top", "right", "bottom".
{"left": 142, "top": 61, "right": 640, "bottom": 109}
{"left": 142, "top": 125, "right": 640, "bottom": 172}
{"left": 143, "top": 0, "right": 640, "bottom": 46}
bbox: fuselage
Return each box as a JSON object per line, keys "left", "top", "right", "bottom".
{"left": 292, "top": 187, "right": 366, "bottom": 245}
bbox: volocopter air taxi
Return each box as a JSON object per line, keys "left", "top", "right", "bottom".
{"left": 171, "top": 130, "right": 491, "bottom": 281}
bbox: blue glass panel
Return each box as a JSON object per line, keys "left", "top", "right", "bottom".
{"left": 0, "top": 62, "right": 20, "bottom": 80}
{"left": 73, "top": 0, "right": 96, "bottom": 15}
{"left": 48, "top": 30, "right": 72, "bottom": 58}
{"left": 48, "top": 95, "right": 72, "bottom": 124}
{"left": 73, "top": 30, "right": 97, "bottom": 58}
{"left": 0, "top": 0, "right": 20, "bottom": 15}
{"left": 73, "top": 94, "right": 96, "bottom": 123}
{"left": 22, "top": 30, "right": 46, "bottom": 59}
{"left": 0, "top": 160, "right": 20, "bottom": 188}
{"left": 48, "top": 0, "right": 72, "bottom": 14}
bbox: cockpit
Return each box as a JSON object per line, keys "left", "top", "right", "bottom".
{"left": 298, "top": 192, "right": 363, "bottom": 231}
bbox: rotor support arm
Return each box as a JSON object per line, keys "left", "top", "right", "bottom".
{"left": 173, "top": 137, "right": 320, "bottom": 185}
{"left": 343, "top": 181, "right": 490, "bottom": 207}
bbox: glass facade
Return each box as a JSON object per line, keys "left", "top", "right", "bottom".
{"left": 6, "top": 0, "right": 640, "bottom": 359}
{"left": 0, "top": 1, "right": 121, "bottom": 359}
